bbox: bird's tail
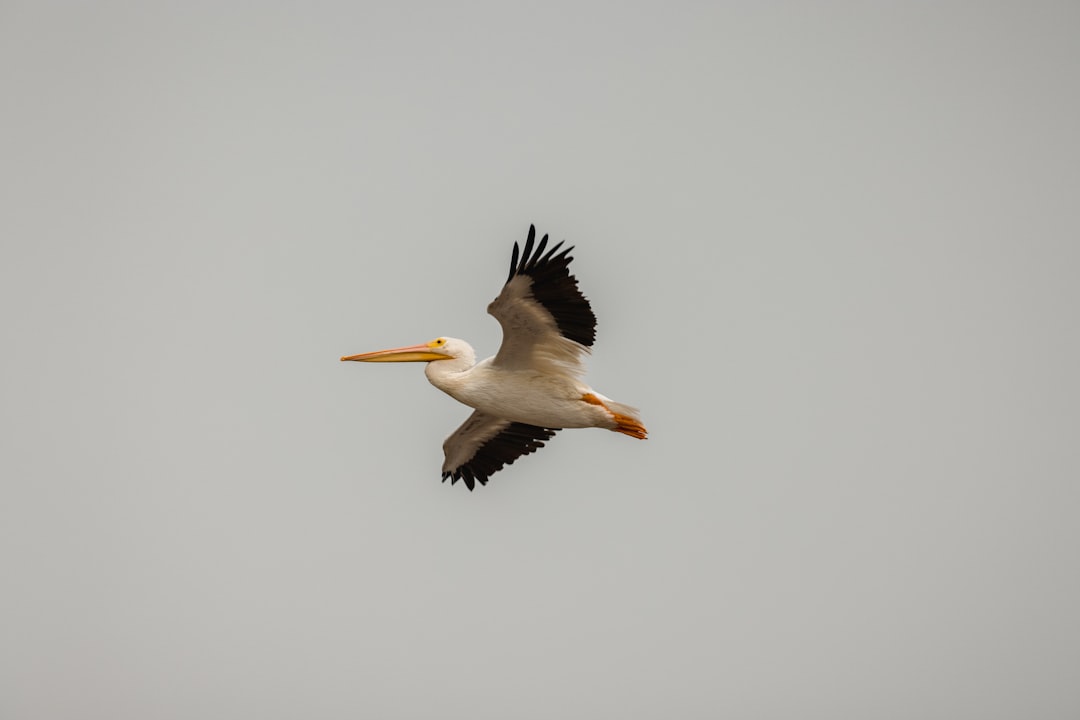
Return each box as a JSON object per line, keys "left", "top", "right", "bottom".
{"left": 609, "top": 402, "right": 648, "bottom": 439}
{"left": 584, "top": 393, "right": 648, "bottom": 439}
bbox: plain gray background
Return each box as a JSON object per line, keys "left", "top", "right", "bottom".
{"left": 2, "top": 2, "right": 1078, "bottom": 718}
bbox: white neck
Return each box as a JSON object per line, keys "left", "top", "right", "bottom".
{"left": 424, "top": 344, "right": 477, "bottom": 399}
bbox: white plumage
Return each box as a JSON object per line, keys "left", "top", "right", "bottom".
{"left": 342, "top": 225, "right": 647, "bottom": 490}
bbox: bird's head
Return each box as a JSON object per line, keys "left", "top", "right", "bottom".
{"left": 340, "top": 337, "right": 471, "bottom": 364}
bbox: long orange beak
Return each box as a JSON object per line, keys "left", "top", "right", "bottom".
{"left": 340, "top": 342, "right": 451, "bottom": 363}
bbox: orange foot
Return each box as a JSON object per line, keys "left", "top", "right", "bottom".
{"left": 581, "top": 393, "right": 648, "bottom": 439}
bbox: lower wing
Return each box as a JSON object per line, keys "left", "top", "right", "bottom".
{"left": 441, "top": 410, "right": 560, "bottom": 490}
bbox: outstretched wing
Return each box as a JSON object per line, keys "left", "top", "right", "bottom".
{"left": 487, "top": 225, "right": 596, "bottom": 373}
{"left": 441, "top": 410, "right": 560, "bottom": 490}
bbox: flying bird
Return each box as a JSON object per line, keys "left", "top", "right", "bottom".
{"left": 341, "top": 225, "right": 647, "bottom": 490}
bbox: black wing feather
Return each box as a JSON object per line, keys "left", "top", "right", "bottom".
{"left": 442, "top": 421, "right": 559, "bottom": 491}
{"left": 504, "top": 224, "right": 597, "bottom": 347}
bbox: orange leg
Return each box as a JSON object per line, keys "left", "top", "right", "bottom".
{"left": 581, "top": 393, "right": 648, "bottom": 439}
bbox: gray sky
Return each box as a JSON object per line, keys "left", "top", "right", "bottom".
{"left": 2, "top": 2, "right": 1078, "bottom": 718}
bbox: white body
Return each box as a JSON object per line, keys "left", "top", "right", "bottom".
{"left": 425, "top": 350, "right": 619, "bottom": 430}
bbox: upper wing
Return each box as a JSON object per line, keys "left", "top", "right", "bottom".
{"left": 487, "top": 225, "right": 597, "bottom": 372}
{"left": 441, "top": 410, "right": 559, "bottom": 490}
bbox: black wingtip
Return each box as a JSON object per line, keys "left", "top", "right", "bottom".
{"left": 508, "top": 225, "right": 542, "bottom": 282}
{"left": 539, "top": 239, "right": 565, "bottom": 264}
{"left": 525, "top": 234, "right": 549, "bottom": 273}
{"left": 507, "top": 242, "right": 520, "bottom": 283}
{"left": 520, "top": 227, "right": 535, "bottom": 274}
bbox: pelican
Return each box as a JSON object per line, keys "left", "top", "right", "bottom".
{"left": 341, "top": 225, "right": 647, "bottom": 490}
